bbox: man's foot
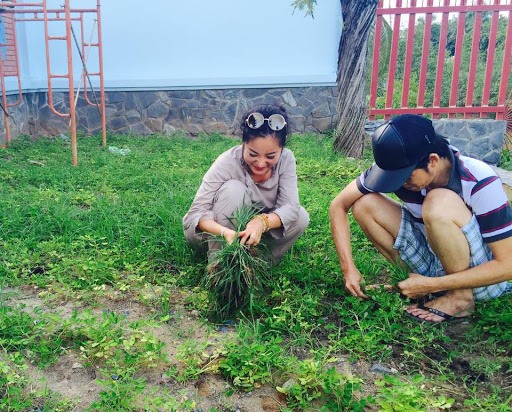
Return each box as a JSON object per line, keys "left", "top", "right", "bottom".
{"left": 405, "top": 289, "right": 474, "bottom": 323}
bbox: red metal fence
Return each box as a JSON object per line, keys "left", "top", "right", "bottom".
{"left": 368, "top": 0, "right": 512, "bottom": 120}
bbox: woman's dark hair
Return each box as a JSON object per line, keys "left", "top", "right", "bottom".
{"left": 416, "top": 134, "right": 452, "bottom": 170}
{"left": 240, "top": 104, "right": 289, "bottom": 147}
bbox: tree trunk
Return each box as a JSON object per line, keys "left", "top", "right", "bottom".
{"left": 333, "top": 0, "right": 378, "bottom": 157}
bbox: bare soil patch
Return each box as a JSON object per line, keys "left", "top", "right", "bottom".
{"left": 4, "top": 287, "right": 291, "bottom": 411}
{"left": 4, "top": 286, "right": 510, "bottom": 411}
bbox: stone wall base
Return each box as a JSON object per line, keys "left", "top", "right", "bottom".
{"left": 0, "top": 87, "right": 339, "bottom": 142}
{"left": 1, "top": 88, "right": 506, "bottom": 166}
{"left": 434, "top": 119, "right": 505, "bottom": 165}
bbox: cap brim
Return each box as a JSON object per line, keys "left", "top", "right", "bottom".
{"left": 364, "top": 162, "right": 417, "bottom": 193}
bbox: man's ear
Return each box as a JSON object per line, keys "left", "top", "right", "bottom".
{"left": 428, "top": 153, "right": 440, "bottom": 169}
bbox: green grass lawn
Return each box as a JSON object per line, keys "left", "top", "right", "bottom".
{"left": 0, "top": 133, "right": 511, "bottom": 411}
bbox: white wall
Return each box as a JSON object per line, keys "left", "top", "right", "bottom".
{"left": 8, "top": 0, "right": 342, "bottom": 92}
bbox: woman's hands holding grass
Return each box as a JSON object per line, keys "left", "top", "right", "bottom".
{"left": 239, "top": 217, "right": 266, "bottom": 246}
{"left": 221, "top": 227, "right": 238, "bottom": 245}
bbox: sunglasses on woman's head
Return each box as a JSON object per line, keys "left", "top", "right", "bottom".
{"left": 245, "top": 112, "right": 287, "bottom": 131}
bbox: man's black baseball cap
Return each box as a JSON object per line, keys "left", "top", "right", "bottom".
{"left": 364, "top": 114, "right": 437, "bottom": 193}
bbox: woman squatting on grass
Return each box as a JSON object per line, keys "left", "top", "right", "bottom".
{"left": 183, "top": 104, "right": 309, "bottom": 264}
{"left": 330, "top": 114, "right": 512, "bottom": 324}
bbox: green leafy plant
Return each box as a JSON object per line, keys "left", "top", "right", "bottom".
{"left": 205, "top": 205, "right": 271, "bottom": 321}
{"left": 87, "top": 367, "right": 146, "bottom": 412}
{"left": 374, "top": 375, "right": 455, "bottom": 411}
{"left": 0, "top": 305, "right": 66, "bottom": 367}
{"left": 260, "top": 278, "right": 323, "bottom": 339}
{"left": 462, "top": 385, "right": 512, "bottom": 411}
{"left": 218, "top": 320, "right": 285, "bottom": 391}
{"left": 0, "top": 352, "right": 31, "bottom": 411}
{"left": 500, "top": 148, "right": 512, "bottom": 170}
{"left": 471, "top": 295, "right": 512, "bottom": 346}
{"left": 68, "top": 309, "right": 166, "bottom": 369}
{"left": 277, "top": 357, "right": 368, "bottom": 411}
{"left": 140, "top": 387, "right": 197, "bottom": 411}
{"left": 174, "top": 338, "right": 222, "bottom": 382}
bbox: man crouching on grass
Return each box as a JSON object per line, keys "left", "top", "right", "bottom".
{"left": 329, "top": 114, "right": 512, "bottom": 324}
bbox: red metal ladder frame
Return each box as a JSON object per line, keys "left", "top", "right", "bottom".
{"left": 0, "top": 0, "right": 106, "bottom": 166}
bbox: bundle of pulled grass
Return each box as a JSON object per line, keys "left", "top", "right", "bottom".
{"left": 205, "top": 206, "right": 271, "bottom": 321}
